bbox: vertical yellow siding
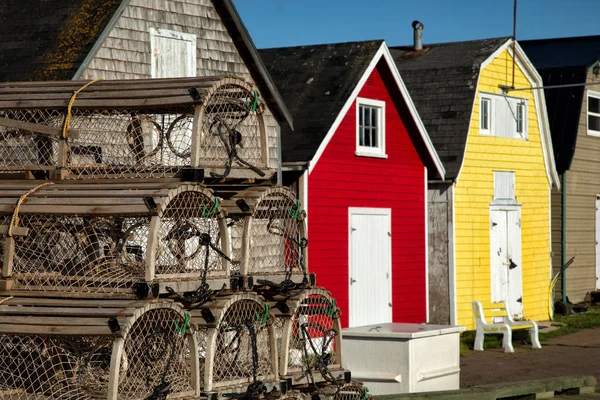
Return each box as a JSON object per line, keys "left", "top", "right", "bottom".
{"left": 455, "top": 49, "right": 551, "bottom": 329}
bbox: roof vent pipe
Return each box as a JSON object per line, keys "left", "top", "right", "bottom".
{"left": 412, "top": 20, "right": 424, "bottom": 50}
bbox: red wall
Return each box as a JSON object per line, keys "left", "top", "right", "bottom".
{"left": 308, "top": 64, "right": 427, "bottom": 328}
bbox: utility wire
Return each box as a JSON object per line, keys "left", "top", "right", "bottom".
{"left": 501, "top": 80, "right": 600, "bottom": 92}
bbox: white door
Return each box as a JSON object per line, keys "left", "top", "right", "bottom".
{"left": 349, "top": 208, "right": 392, "bottom": 327}
{"left": 596, "top": 196, "right": 600, "bottom": 289}
{"left": 490, "top": 209, "right": 523, "bottom": 318}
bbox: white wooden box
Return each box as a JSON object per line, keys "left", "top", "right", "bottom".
{"left": 342, "top": 323, "right": 465, "bottom": 395}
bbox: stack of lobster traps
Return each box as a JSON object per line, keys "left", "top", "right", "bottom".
{"left": 0, "top": 77, "right": 370, "bottom": 399}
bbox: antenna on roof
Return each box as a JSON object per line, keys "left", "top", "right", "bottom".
{"left": 512, "top": 0, "right": 517, "bottom": 89}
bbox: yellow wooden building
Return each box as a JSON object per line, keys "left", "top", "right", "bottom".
{"left": 392, "top": 35, "right": 559, "bottom": 329}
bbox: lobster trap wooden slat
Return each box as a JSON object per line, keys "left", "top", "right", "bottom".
{"left": 0, "top": 181, "right": 231, "bottom": 297}
{"left": 0, "top": 76, "right": 271, "bottom": 181}
{"left": 0, "top": 300, "right": 197, "bottom": 399}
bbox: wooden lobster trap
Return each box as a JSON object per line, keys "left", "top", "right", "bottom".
{"left": 218, "top": 186, "right": 310, "bottom": 288}
{"left": 190, "top": 292, "right": 282, "bottom": 397}
{"left": 0, "top": 298, "right": 196, "bottom": 399}
{"left": 0, "top": 77, "right": 270, "bottom": 180}
{"left": 0, "top": 181, "right": 234, "bottom": 297}
{"left": 268, "top": 287, "right": 347, "bottom": 388}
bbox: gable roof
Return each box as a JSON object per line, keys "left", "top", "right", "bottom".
{"left": 389, "top": 37, "right": 509, "bottom": 179}
{"left": 259, "top": 40, "right": 383, "bottom": 163}
{"left": 259, "top": 41, "right": 445, "bottom": 179}
{"left": 0, "top": 0, "right": 293, "bottom": 130}
{"left": 521, "top": 35, "right": 600, "bottom": 174}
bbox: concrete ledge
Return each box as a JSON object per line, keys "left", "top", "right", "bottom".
{"left": 372, "top": 376, "right": 597, "bottom": 400}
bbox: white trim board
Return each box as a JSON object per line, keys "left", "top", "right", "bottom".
{"left": 307, "top": 42, "right": 445, "bottom": 180}
{"left": 424, "top": 166, "right": 429, "bottom": 323}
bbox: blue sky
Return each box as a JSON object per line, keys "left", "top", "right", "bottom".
{"left": 234, "top": 0, "right": 600, "bottom": 49}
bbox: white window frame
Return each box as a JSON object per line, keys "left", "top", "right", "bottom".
{"left": 514, "top": 99, "right": 527, "bottom": 139}
{"left": 355, "top": 97, "right": 387, "bottom": 158}
{"left": 479, "top": 92, "right": 528, "bottom": 140}
{"left": 587, "top": 90, "right": 600, "bottom": 137}
{"left": 149, "top": 28, "right": 197, "bottom": 78}
{"left": 480, "top": 96, "right": 491, "bottom": 135}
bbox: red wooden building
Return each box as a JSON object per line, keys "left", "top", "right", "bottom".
{"left": 260, "top": 41, "right": 444, "bottom": 327}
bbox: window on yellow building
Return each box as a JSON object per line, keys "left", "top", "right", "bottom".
{"left": 479, "top": 93, "right": 528, "bottom": 140}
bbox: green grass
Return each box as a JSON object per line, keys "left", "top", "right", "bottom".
{"left": 460, "top": 306, "right": 600, "bottom": 356}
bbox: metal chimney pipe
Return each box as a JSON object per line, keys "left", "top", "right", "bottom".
{"left": 412, "top": 20, "right": 424, "bottom": 50}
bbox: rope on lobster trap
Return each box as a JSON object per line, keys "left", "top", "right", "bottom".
{"left": 7, "top": 182, "right": 55, "bottom": 237}
{"left": 145, "top": 311, "right": 190, "bottom": 400}
{"left": 297, "top": 302, "right": 342, "bottom": 396}
{"left": 209, "top": 96, "right": 265, "bottom": 179}
{"left": 166, "top": 222, "right": 231, "bottom": 308}
{"left": 61, "top": 79, "right": 103, "bottom": 139}
{"left": 223, "top": 310, "right": 278, "bottom": 400}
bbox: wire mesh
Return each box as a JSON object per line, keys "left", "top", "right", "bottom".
{"left": 156, "top": 191, "right": 226, "bottom": 279}
{"left": 9, "top": 215, "right": 148, "bottom": 292}
{"left": 0, "top": 109, "right": 63, "bottom": 171}
{"left": 198, "top": 84, "right": 266, "bottom": 178}
{"left": 286, "top": 291, "right": 341, "bottom": 379}
{"left": 227, "top": 218, "right": 245, "bottom": 275}
{"left": 0, "top": 306, "right": 193, "bottom": 400}
{"left": 0, "top": 82, "right": 267, "bottom": 179}
{"left": 280, "top": 390, "right": 309, "bottom": 400}
{"left": 248, "top": 189, "right": 307, "bottom": 277}
{"left": 118, "top": 308, "right": 194, "bottom": 399}
{"left": 209, "top": 299, "right": 274, "bottom": 389}
{"left": 332, "top": 382, "right": 371, "bottom": 400}
{"left": 67, "top": 109, "right": 194, "bottom": 179}
{"left": 0, "top": 334, "right": 114, "bottom": 400}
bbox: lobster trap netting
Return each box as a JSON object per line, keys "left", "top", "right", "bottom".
{"left": 281, "top": 391, "right": 309, "bottom": 400}
{"left": 155, "top": 190, "right": 227, "bottom": 279}
{"left": 0, "top": 77, "right": 269, "bottom": 180}
{"left": 227, "top": 217, "right": 245, "bottom": 275}
{"left": 117, "top": 307, "right": 194, "bottom": 399}
{"left": 197, "top": 298, "right": 276, "bottom": 390}
{"left": 0, "top": 334, "right": 114, "bottom": 400}
{"left": 0, "top": 307, "right": 194, "bottom": 399}
{"left": 66, "top": 109, "right": 195, "bottom": 179}
{"left": 0, "top": 108, "right": 196, "bottom": 179}
{"left": 248, "top": 188, "right": 307, "bottom": 277}
{"left": 285, "top": 289, "right": 342, "bottom": 383}
{"left": 198, "top": 83, "right": 266, "bottom": 179}
{"left": 330, "top": 382, "right": 371, "bottom": 400}
{"left": 8, "top": 214, "right": 149, "bottom": 292}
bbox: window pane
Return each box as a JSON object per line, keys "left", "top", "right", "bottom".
{"left": 364, "top": 108, "right": 371, "bottom": 128}
{"left": 371, "top": 107, "right": 377, "bottom": 128}
{"left": 590, "top": 115, "right": 600, "bottom": 132}
{"left": 481, "top": 99, "right": 488, "bottom": 129}
{"left": 372, "top": 127, "right": 378, "bottom": 148}
{"left": 359, "top": 106, "right": 363, "bottom": 125}
{"left": 589, "top": 96, "right": 600, "bottom": 113}
{"left": 359, "top": 126, "right": 364, "bottom": 146}
{"left": 364, "top": 128, "right": 371, "bottom": 147}
{"left": 516, "top": 104, "right": 523, "bottom": 133}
